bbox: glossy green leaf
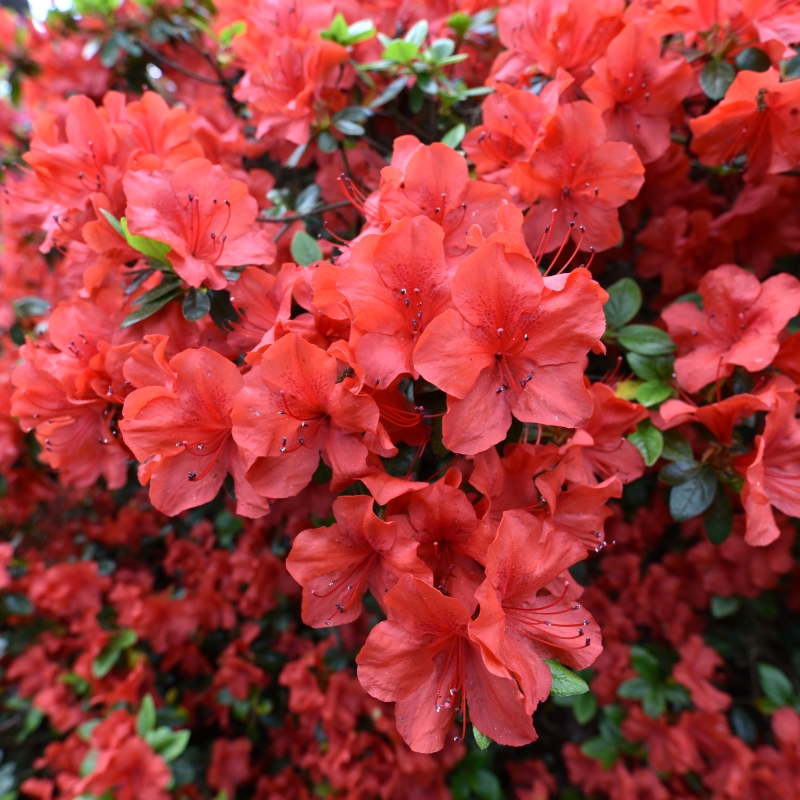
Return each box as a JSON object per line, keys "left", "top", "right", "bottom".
{"left": 441, "top": 123, "right": 466, "bottom": 148}
{"left": 700, "top": 59, "right": 735, "bottom": 100}
{"left": 635, "top": 380, "right": 673, "bottom": 408}
{"left": 616, "top": 325, "right": 676, "bottom": 355}
{"left": 545, "top": 659, "right": 589, "bottom": 696}
{"left": 472, "top": 726, "right": 492, "bottom": 750}
{"left": 290, "top": 230, "right": 323, "bottom": 266}
{"left": 628, "top": 420, "right": 664, "bottom": 467}
{"left": 704, "top": 483, "right": 734, "bottom": 544}
{"left": 136, "top": 694, "right": 156, "bottom": 737}
{"left": 182, "top": 288, "right": 211, "bottom": 322}
{"left": 604, "top": 277, "right": 642, "bottom": 329}
{"left": 735, "top": 47, "right": 770, "bottom": 73}
{"left": 120, "top": 217, "right": 171, "bottom": 265}
{"left": 669, "top": 464, "right": 717, "bottom": 522}
{"left": 758, "top": 663, "right": 795, "bottom": 707}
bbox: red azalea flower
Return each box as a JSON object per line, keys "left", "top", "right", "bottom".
{"left": 472, "top": 510, "right": 601, "bottom": 694}
{"left": 583, "top": 21, "right": 695, "bottom": 164}
{"left": 286, "top": 495, "right": 430, "bottom": 627}
{"left": 462, "top": 74, "right": 572, "bottom": 182}
{"left": 234, "top": 34, "right": 350, "bottom": 145}
{"left": 689, "top": 68, "right": 800, "bottom": 180}
{"left": 662, "top": 264, "right": 800, "bottom": 393}
{"left": 414, "top": 209, "right": 606, "bottom": 453}
{"left": 358, "top": 136, "right": 512, "bottom": 265}
{"left": 231, "top": 333, "right": 382, "bottom": 497}
{"left": 673, "top": 634, "right": 731, "bottom": 713}
{"left": 338, "top": 215, "right": 453, "bottom": 388}
{"left": 227, "top": 264, "right": 304, "bottom": 353}
{"left": 123, "top": 157, "right": 276, "bottom": 290}
{"left": 737, "top": 390, "right": 800, "bottom": 546}
{"left": 356, "top": 574, "right": 538, "bottom": 753}
{"left": 120, "top": 337, "right": 269, "bottom": 517}
{"left": 492, "top": 0, "right": 624, "bottom": 85}
{"left": 511, "top": 101, "right": 645, "bottom": 253}
{"left": 532, "top": 461, "right": 622, "bottom": 550}
{"left": 656, "top": 393, "right": 772, "bottom": 443}
{"left": 388, "top": 468, "right": 493, "bottom": 610}
{"left": 560, "top": 382, "right": 648, "bottom": 485}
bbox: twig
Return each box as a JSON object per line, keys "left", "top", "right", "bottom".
{"left": 258, "top": 200, "right": 352, "bottom": 224}
{"left": 137, "top": 39, "right": 223, "bottom": 86}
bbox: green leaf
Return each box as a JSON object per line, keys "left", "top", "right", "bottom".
{"left": 710, "top": 595, "right": 741, "bottom": 618}
{"left": 383, "top": 39, "right": 419, "bottom": 62}
{"left": 572, "top": 691, "right": 598, "bottom": 724}
{"left": 758, "top": 663, "right": 795, "bottom": 707}
{"left": 700, "top": 59, "right": 736, "bottom": 100}
{"left": 664, "top": 682, "right": 692, "bottom": 707}
{"left": 99, "top": 37, "right": 120, "bottom": 67}
{"left": 545, "top": 659, "right": 589, "bottom": 696}
{"left": 286, "top": 141, "right": 308, "bottom": 168}
{"left": 735, "top": 47, "right": 770, "bottom": 73}
{"left": 659, "top": 459, "right": 699, "bottom": 486}
{"left": 146, "top": 728, "right": 191, "bottom": 761}
{"left": 120, "top": 218, "right": 171, "bottom": 265}
{"left": 604, "top": 277, "right": 642, "bottom": 329}
{"left": 783, "top": 53, "right": 800, "bottom": 81}
{"left": 334, "top": 106, "right": 371, "bottom": 123}
{"left": 0, "top": 764, "right": 14, "bottom": 797}
{"left": 409, "top": 84, "right": 425, "bottom": 113}
{"left": 730, "top": 706, "right": 758, "bottom": 744}
{"left": 627, "top": 353, "right": 674, "bottom": 382}
{"left": 469, "top": 769, "right": 502, "bottom": 800}
{"left": 404, "top": 19, "right": 428, "bottom": 46}
{"left": 92, "top": 630, "right": 135, "bottom": 679}
{"left": 448, "top": 11, "right": 471, "bottom": 36}
{"left": 415, "top": 73, "right": 438, "bottom": 96}
{"left": 440, "top": 123, "right": 466, "bottom": 148}
{"left": 137, "top": 694, "right": 156, "bottom": 737}
{"left": 80, "top": 748, "right": 99, "bottom": 778}
{"left": 13, "top": 296, "right": 50, "bottom": 318}
{"left": 472, "top": 725, "right": 492, "bottom": 750}
{"left": 429, "top": 38, "right": 455, "bottom": 61}
{"left": 77, "top": 719, "right": 101, "bottom": 743}
{"left": 661, "top": 430, "right": 694, "bottom": 462}
{"left": 333, "top": 118, "right": 365, "bottom": 136}
{"left": 635, "top": 380, "right": 673, "bottom": 408}
{"left": 618, "top": 676, "right": 651, "bottom": 699}
{"left": 643, "top": 685, "right": 667, "bottom": 718}
{"left": 669, "top": 464, "right": 717, "bottom": 522}
{"left": 182, "top": 288, "right": 211, "bottom": 322}
{"left": 317, "top": 131, "right": 339, "bottom": 153}
{"left": 218, "top": 21, "right": 246, "bottom": 47}
{"left": 628, "top": 420, "right": 664, "bottom": 467}
{"left": 580, "top": 736, "right": 619, "bottom": 768}
{"left": 294, "top": 183, "right": 321, "bottom": 215}
{"left": 346, "top": 19, "right": 376, "bottom": 44}
{"left": 320, "top": 12, "right": 348, "bottom": 42}
{"left": 3, "top": 593, "right": 32, "bottom": 615}
{"left": 131, "top": 277, "right": 182, "bottom": 308}
{"left": 290, "top": 230, "right": 323, "bottom": 266}
{"left": 616, "top": 325, "right": 676, "bottom": 355}
{"left": 368, "top": 76, "right": 409, "bottom": 109}
{"left": 631, "top": 645, "right": 662, "bottom": 684}
{"left": 704, "top": 483, "right": 734, "bottom": 544}
{"left": 99, "top": 207, "right": 125, "bottom": 236}
{"left": 121, "top": 294, "right": 180, "bottom": 327}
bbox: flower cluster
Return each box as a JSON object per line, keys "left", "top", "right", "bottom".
{"left": 1, "top": 0, "right": 800, "bottom": 798}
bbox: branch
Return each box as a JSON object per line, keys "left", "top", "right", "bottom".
{"left": 137, "top": 39, "right": 223, "bottom": 86}
{"left": 258, "top": 200, "right": 353, "bottom": 224}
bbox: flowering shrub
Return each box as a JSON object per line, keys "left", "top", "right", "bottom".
{"left": 2, "top": 0, "right": 800, "bottom": 798}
